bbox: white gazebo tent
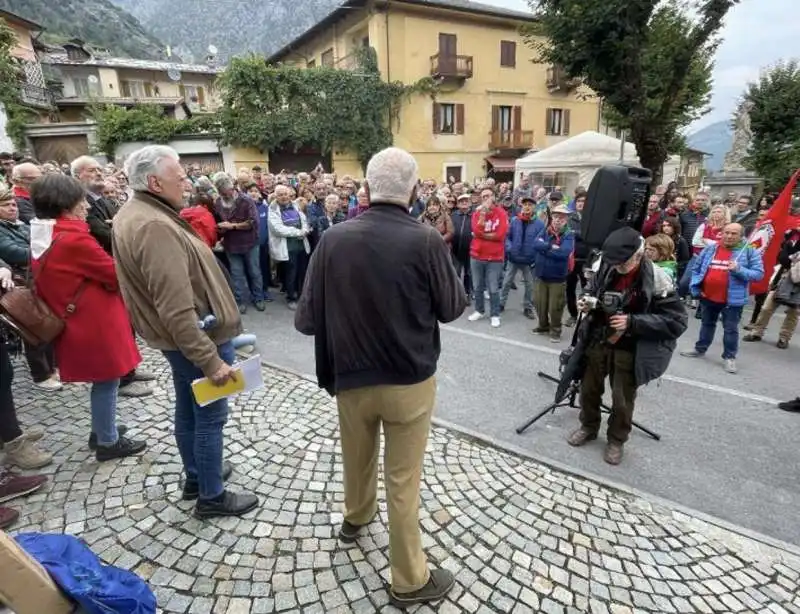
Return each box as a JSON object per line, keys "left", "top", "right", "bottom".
{"left": 514, "top": 131, "right": 640, "bottom": 194}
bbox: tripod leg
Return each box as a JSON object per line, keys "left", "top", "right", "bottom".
{"left": 537, "top": 371, "right": 561, "bottom": 385}
{"left": 599, "top": 404, "right": 661, "bottom": 441}
{"left": 516, "top": 402, "right": 563, "bottom": 435}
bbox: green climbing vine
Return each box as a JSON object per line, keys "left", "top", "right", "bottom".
{"left": 91, "top": 104, "right": 217, "bottom": 156}
{"left": 216, "top": 47, "right": 438, "bottom": 170}
{"left": 0, "top": 18, "right": 32, "bottom": 151}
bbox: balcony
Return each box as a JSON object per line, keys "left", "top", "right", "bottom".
{"left": 430, "top": 53, "right": 473, "bottom": 80}
{"left": 489, "top": 130, "right": 534, "bottom": 150}
{"left": 546, "top": 65, "right": 582, "bottom": 93}
{"left": 19, "top": 83, "right": 54, "bottom": 108}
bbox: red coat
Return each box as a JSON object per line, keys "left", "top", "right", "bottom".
{"left": 32, "top": 218, "right": 140, "bottom": 383}
{"left": 180, "top": 206, "right": 218, "bottom": 247}
{"left": 470, "top": 205, "right": 509, "bottom": 262}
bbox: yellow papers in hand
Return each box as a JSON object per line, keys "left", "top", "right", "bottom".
{"left": 191, "top": 354, "right": 264, "bottom": 407}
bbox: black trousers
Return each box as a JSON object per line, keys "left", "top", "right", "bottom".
{"left": 750, "top": 292, "right": 768, "bottom": 324}
{"left": 278, "top": 251, "right": 309, "bottom": 302}
{"left": 0, "top": 343, "right": 24, "bottom": 443}
{"left": 23, "top": 342, "right": 56, "bottom": 384}
{"left": 258, "top": 243, "right": 273, "bottom": 291}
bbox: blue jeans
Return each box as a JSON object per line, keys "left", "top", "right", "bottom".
{"left": 228, "top": 246, "right": 264, "bottom": 305}
{"left": 90, "top": 379, "right": 120, "bottom": 446}
{"left": 471, "top": 259, "right": 504, "bottom": 317}
{"left": 696, "top": 299, "right": 743, "bottom": 359}
{"left": 163, "top": 342, "right": 235, "bottom": 500}
{"left": 501, "top": 262, "right": 534, "bottom": 310}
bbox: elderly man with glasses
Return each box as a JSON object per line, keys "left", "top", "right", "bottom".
{"left": 9, "top": 162, "right": 41, "bottom": 224}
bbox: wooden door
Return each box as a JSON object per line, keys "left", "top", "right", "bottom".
{"left": 438, "top": 33, "right": 457, "bottom": 74}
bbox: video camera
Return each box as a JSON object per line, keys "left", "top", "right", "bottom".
{"left": 582, "top": 290, "right": 625, "bottom": 315}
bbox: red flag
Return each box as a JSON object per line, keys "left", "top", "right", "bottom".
{"left": 748, "top": 169, "right": 800, "bottom": 295}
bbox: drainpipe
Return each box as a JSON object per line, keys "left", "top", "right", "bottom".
{"left": 384, "top": 5, "right": 390, "bottom": 81}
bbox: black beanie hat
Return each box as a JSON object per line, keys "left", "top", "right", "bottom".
{"left": 602, "top": 227, "right": 643, "bottom": 264}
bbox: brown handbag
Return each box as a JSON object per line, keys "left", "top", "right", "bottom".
{"left": 0, "top": 237, "right": 87, "bottom": 348}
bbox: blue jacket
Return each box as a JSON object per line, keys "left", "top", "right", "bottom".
{"left": 689, "top": 242, "right": 764, "bottom": 306}
{"left": 532, "top": 226, "right": 575, "bottom": 282}
{"left": 505, "top": 216, "right": 544, "bottom": 265}
{"left": 256, "top": 200, "right": 269, "bottom": 245}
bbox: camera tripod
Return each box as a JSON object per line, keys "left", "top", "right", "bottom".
{"left": 514, "top": 371, "right": 661, "bottom": 440}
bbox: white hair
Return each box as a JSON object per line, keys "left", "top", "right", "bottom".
{"left": 365, "top": 147, "right": 418, "bottom": 207}
{"left": 325, "top": 193, "right": 340, "bottom": 205}
{"left": 124, "top": 146, "right": 180, "bottom": 192}
{"left": 212, "top": 171, "right": 234, "bottom": 192}
{"left": 70, "top": 155, "right": 98, "bottom": 177}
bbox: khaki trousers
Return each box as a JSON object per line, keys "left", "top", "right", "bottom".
{"left": 336, "top": 376, "right": 436, "bottom": 593}
{"left": 753, "top": 291, "right": 799, "bottom": 342}
{"left": 534, "top": 280, "right": 567, "bottom": 338}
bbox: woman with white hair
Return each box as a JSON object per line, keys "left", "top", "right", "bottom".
{"left": 268, "top": 184, "right": 311, "bottom": 310}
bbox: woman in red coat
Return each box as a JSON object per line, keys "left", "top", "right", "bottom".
{"left": 29, "top": 174, "right": 147, "bottom": 462}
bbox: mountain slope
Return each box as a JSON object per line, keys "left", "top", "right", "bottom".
{"left": 109, "top": 0, "right": 340, "bottom": 63}
{"left": 687, "top": 120, "right": 733, "bottom": 173}
{"left": 0, "top": 0, "right": 165, "bottom": 59}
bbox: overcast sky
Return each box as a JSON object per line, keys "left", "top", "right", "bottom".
{"left": 491, "top": 0, "right": 797, "bottom": 134}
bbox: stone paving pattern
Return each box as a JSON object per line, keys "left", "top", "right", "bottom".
{"left": 7, "top": 349, "right": 800, "bottom": 614}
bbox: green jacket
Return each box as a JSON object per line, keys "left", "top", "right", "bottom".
{"left": 0, "top": 219, "right": 30, "bottom": 270}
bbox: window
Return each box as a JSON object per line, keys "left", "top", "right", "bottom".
{"left": 546, "top": 108, "right": 571, "bottom": 136}
{"left": 491, "top": 105, "right": 522, "bottom": 145}
{"left": 445, "top": 165, "right": 463, "bottom": 183}
{"left": 120, "top": 80, "right": 152, "bottom": 98}
{"left": 180, "top": 84, "right": 206, "bottom": 105}
{"left": 432, "top": 102, "right": 464, "bottom": 135}
{"left": 500, "top": 40, "right": 516, "bottom": 67}
{"left": 529, "top": 172, "right": 575, "bottom": 192}
{"left": 498, "top": 106, "right": 513, "bottom": 132}
{"left": 72, "top": 77, "right": 93, "bottom": 97}
{"left": 321, "top": 48, "right": 334, "bottom": 67}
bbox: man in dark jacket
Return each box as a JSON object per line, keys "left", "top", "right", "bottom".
{"left": 568, "top": 227, "right": 688, "bottom": 465}
{"left": 732, "top": 194, "right": 759, "bottom": 237}
{"left": 450, "top": 193, "right": 473, "bottom": 301}
{"left": 10, "top": 162, "right": 41, "bottom": 224}
{"left": 295, "top": 147, "right": 466, "bottom": 609}
{"left": 500, "top": 197, "right": 542, "bottom": 318}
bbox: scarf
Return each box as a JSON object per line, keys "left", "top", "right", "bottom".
{"left": 518, "top": 211, "right": 532, "bottom": 223}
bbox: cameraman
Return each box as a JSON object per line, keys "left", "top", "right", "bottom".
{"left": 568, "top": 227, "right": 688, "bottom": 464}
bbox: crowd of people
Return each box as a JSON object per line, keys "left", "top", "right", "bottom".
{"left": 0, "top": 144, "right": 798, "bottom": 606}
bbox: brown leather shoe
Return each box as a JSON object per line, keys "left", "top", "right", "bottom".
{"left": 604, "top": 442, "right": 624, "bottom": 465}
{"left": 0, "top": 506, "right": 19, "bottom": 529}
{"left": 567, "top": 427, "right": 597, "bottom": 447}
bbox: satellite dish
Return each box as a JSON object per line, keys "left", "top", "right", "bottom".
{"left": 87, "top": 75, "right": 99, "bottom": 84}
{"left": 167, "top": 67, "right": 182, "bottom": 82}
{"left": 207, "top": 44, "right": 218, "bottom": 56}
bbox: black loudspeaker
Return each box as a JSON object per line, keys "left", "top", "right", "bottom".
{"left": 581, "top": 165, "right": 652, "bottom": 250}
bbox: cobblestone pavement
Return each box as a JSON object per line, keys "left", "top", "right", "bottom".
{"left": 7, "top": 349, "right": 800, "bottom": 614}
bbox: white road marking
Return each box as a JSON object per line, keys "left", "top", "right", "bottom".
{"left": 441, "top": 324, "right": 781, "bottom": 405}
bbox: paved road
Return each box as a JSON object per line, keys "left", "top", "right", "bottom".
{"left": 241, "top": 288, "right": 800, "bottom": 547}
{"left": 9, "top": 351, "right": 800, "bottom": 614}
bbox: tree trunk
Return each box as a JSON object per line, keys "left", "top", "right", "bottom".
{"left": 632, "top": 128, "right": 668, "bottom": 187}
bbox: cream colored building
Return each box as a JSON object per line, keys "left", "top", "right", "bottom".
{"left": 264, "top": 0, "right": 602, "bottom": 181}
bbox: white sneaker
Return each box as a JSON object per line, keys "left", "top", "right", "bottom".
{"left": 467, "top": 311, "right": 485, "bottom": 322}
{"left": 34, "top": 376, "right": 62, "bottom": 392}
{"left": 723, "top": 359, "right": 737, "bottom": 374}
{"left": 491, "top": 316, "right": 501, "bottom": 328}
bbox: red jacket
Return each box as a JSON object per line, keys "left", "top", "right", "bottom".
{"left": 470, "top": 205, "right": 509, "bottom": 262}
{"left": 180, "top": 206, "right": 218, "bottom": 248}
{"left": 31, "top": 218, "right": 140, "bottom": 383}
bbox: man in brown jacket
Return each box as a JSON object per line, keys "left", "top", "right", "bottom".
{"left": 112, "top": 145, "right": 258, "bottom": 519}
{"left": 295, "top": 147, "right": 467, "bottom": 608}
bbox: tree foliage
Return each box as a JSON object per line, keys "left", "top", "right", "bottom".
{"left": 216, "top": 48, "right": 437, "bottom": 170}
{"left": 0, "top": 17, "right": 32, "bottom": 150}
{"left": 524, "top": 0, "right": 737, "bottom": 183}
{"left": 744, "top": 60, "right": 800, "bottom": 190}
{"left": 91, "top": 104, "right": 216, "bottom": 155}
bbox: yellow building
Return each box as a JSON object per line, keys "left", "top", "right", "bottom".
{"left": 267, "top": 0, "right": 601, "bottom": 181}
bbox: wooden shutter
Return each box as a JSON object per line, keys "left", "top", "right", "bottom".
{"left": 512, "top": 105, "right": 522, "bottom": 131}
{"left": 120, "top": 80, "right": 131, "bottom": 97}
{"left": 491, "top": 105, "right": 500, "bottom": 132}
{"left": 501, "top": 41, "right": 516, "bottom": 67}
{"left": 197, "top": 86, "right": 206, "bottom": 104}
{"left": 433, "top": 102, "right": 441, "bottom": 134}
{"left": 563, "top": 109, "right": 571, "bottom": 135}
{"left": 455, "top": 104, "right": 465, "bottom": 134}
{"left": 545, "top": 108, "right": 553, "bottom": 135}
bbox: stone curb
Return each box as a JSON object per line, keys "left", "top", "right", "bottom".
{"left": 258, "top": 357, "right": 800, "bottom": 563}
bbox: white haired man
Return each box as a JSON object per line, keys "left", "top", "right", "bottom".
{"left": 72, "top": 154, "right": 155, "bottom": 398}
{"left": 10, "top": 162, "right": 41, "bottom": 224}
{"left": 112, "top": 145, "right": 258, "bottom": 519}
{"left": 295, "top": 147, "right": 466, "bottom": 607}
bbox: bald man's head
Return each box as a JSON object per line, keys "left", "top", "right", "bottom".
{"left": 11, "top": 162, "right": 41, "bottom": 188}
{"left": 722, "top": 223, "right": 743, "bottom": 248}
